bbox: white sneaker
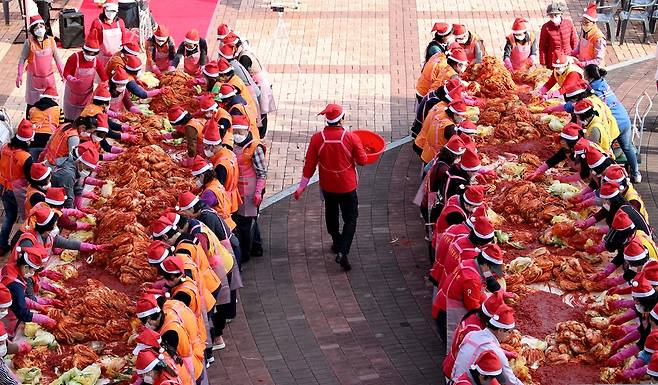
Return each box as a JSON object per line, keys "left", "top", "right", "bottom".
{"left": 633, "top": 173, "right": 642, "bottom": 184}
{"left": 226, "top": 318, "right": 233, "bottom": 324}
{"left": 212, "top": 337, "right": 226, "bottom": 351}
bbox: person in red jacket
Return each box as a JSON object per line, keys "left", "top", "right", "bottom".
{"left": 539, "top": 2, "right": 578, "bottom": 69}
{"left": 294, "top": 104, "right": 368, "bottom": 271}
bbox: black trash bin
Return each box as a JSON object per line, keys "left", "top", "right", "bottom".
{"left": 59, "top": 8, "right": 84, "bottom": 48}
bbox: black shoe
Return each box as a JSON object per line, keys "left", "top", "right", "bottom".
{"left": 338, "top": 253, "right": 351, "bottom": 271}
{"left": 251, "top": 247, "right": 263, "bottom": 257}
{"left": 330, "top": 243, "right": 339, "bottom": 254}
{"left": 335, "top": 252, "right": 341, "bottom": 264}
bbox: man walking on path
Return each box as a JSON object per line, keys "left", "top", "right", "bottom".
{"left": 294, "top": 104, "right": 368, "bottom": 271}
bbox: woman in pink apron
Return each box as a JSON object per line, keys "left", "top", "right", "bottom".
{"left": 16, "top": 15, "right": 63, "bottom": 113}
{"left": 173, "top": 29, "right": 208, "bottom": 78}
{"left": 88, "top": 0, "right": 126, "bottom": 67}
{"left": 502, "top": 18, "right": 538, "bottom": 72}
{"left": 146, "top": 25, "right": 176, "bottom": 75}
{"left": 107, "top": 67, "right": 139, "bottom": 118}
{"left": 62, "top": 35, "right": 109, "bottom": 121}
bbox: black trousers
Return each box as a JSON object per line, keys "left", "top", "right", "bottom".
{"left": 436, "top": 310, "right": 447, "bottom": 343}
{"left": 259, "top": 114, "right": 268, "bottom": 139}
{"left": 118, "top": 2, "right": 140, "bottom": 29}
{"left": 232, "top": 214, "right": 261, "bottom": 261}
{"left": 35, "top": 1, "right": 53, "bottom": 36}
{"left": 322, "top": 189, "right": 358, "bottom": 256}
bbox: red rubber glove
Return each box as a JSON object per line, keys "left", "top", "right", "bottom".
{"left": 81, "top": 191, "right": 99, "bottom": 200}
{"left": 16, "top": 341, "right": 31, "bottom": 355}
{"left": 80, "top": 206, "right": 96, "bottom": 215}
{"left": 253, "top": 193, "right": 262, "bottom": 206}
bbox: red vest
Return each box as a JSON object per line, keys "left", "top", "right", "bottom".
{"left": 430, "top": 223, "right": 469, "bottom": 285}
{"left": 434, "top": 195, "right": 467, "bottom": 235}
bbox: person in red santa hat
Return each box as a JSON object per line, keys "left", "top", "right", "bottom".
{"left": 294, "top": 104, "right": 367, "bottom": 271}
{"left": 88, "top": 0, "right": 127, "bottom": 67}
{"left": 537, "top": 50, "right": 584, "bottom": 98}
{"left": 417, "top": 99, "right": 468, "bottom": 164}
{"left": 27, "top": 85, "right": 63, "bottom": 160}
{"left": 34, "top": 187, "right": 93, "bottom": 231}
{"left": 214, "top": 59, "right": 261, "bottom": 129}
{"left": 189, "top": 154, "right": 236, "bottom": 230}
{"left": 173, "top": 29, "right": 208, "bottom": 78}
{"left": 218, "top": 40, "right": 259, "bottom": 108}
{"left": 454, "top": 349, "right": 506, "bottom": 385}
{"left": 105, "top": 30, "right": 140, "bottom": 78}
{"left": 503, "top": 17, "right": 538, "bottom": 72}
{"left": 434, "top": 184, "right": 486, "bottom": 235}
{"left": 62, "top": 35, "right": 110, "bottom": 121}
{"left": 452, "top": 24, "right": 486, "bottom": 64}
{"left": 425, "top": 22, "right": 454, "bottom": 63}
{"left": 16, "top": 15, "right": 64, "bottom": 115}
{"left": 572, "top": 2, "right": 606, "bottom": 67}
{"left": 145, "top": 24, "right": 177, "bottom": 75}
{"left": 162, "top": 106, "right": 205, "bottom": 160}
{"left": 134, "top": 347, "right": 193, "bottom": 385}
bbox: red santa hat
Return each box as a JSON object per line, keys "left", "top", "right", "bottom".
{"left": 219, "top": 43, "right": 236, "bottom": 60}
{"left": 481, "top": 291, "right": 505, "bottom": 318}
{"left": 231, "top": 114, "right": 249, "bottom": 131}
{"left": 624, "top": 236, "right": 649, "bottom": 262}
{"left": 471, "top": 215, "right": 495, "bottom": 240}
{"left": 431, "top": 22, "right": 452, "bottom": 36}
{"left": 460, "top": 147, "right": 481, "bottom": 172}
{"left": 586, "top": 146, "right": 607, "bottom": 169}
{"left": 30, "top": 162, "right": 51, "bottom": 181}
{"left": 511, "top": 17, "right": 528, "bottom": 34}
{"left": 466, "top": 206, "right": 488, "bottom": 229}
{"left": 463, "top": 185, "right": 485, "bottom": 206}
{"left": 83, "top": 35, "right": 101, "bottom": 53}
{"left": 177, "top": 191, "right": 200, "bottom": 211}
{"left": 16, "top": 245, "right": 46, "bottom": 269}
{"left": 93, "top": 83, "right": 112, "bottom": 102}
{"left": 598, "top": 181, "right": 621, "bottom": 199}
{"left": 203, "top": 119, "right": 222, "bottom": 145}
{"left": 190, "top": 155, "right": 212, "bottom": 177}
{"left": 216, "top": 83, "right": 237, "bottom": 100}
{"left": 447, "top": 100, "right": 467, "bottom": 116}
{"left": 644, "top": 263, "right": 658, "bottom": 286}
{"left": 123, "top": 40, "right": 141, "bottom": 56}
{"left": 318, "top": 103, "right": 345, "bottom": 124}
{"left": 648, "top": 350, "right": 658, "bottom": 377}
{"left": 445, "top": 84, "right": 464, "bottom": 102}
{"left": 0, "top": 284, "right": 11, "bottom": 309}
{"left": 45, "top": 187, "right": 66, "bottom": 206}
{"left": 217, "top": 57, "right": 233, "bottom": 75}
{"left": 471, "top": 350, "right": 503, "bottom": 377}
{"left": 103, "top": 0, "right": 119, "bottom": 10}
{"left": 147, "top": 240, "right": 172, "bottom": 264}
{"left": 444, "top": 135, "right": 466, "bottom": 156}
{"left": 457, "top": 120, "right": 477, "bottom": 135}
{"left": 151, "top": 213, "right": 179, "bottom": 238}
{"left": 111, "top": 67, "right": 131, "bottom": 85}
{"left": 199, "top": 94, "right": 218, "bottom": 113}
{"left": 452, "top": 24, "right": 468, "bottom": 40}
{"left": 167, "top": 106, "right": 188, "bottom": 125}
{"left": 583, "top": 2, "right": 598, "bottom": 22}
{"left": 560, "top": 77, "right": 589, "bottom": 98}
{"left": 448, "top": 48, "right": 469, "bottom": 64}
{"left": 559, "top": 123, "right": 581, "bottom": 141}
{"left": 574, "top": 99, "right": 594, "bottom": 115}
{"left": 552, "top": 51, "right": 569, "bottom": 67}
{"left": 135, "top": 349, "right": 163, "bottom": 374}
{"left": 154, "top": 24, "right": 169, "bottom": 39}
{"left": 443, "top": 78, "right": 462, "bottom": 93}
{"left": 479, "top": 243, "right": 503, "bottom": 265}
{"left": 95, "top": 113, "right": 109, "bottom": 133}
{"left": 132, "top": 328, "right": 164, "bottom": 356}
{"left": 488, "top": 304, "right": 515, "bottom": 329}
{"left": 203, "top": 61, "right": 220, "bottom": 78}
{"left": 612, "top": 209, "right": 635, "bottom": 231}
{"left": 124, "top": 55, "right": 142, "bottom": 72}
{"left": 644, "top": 326, "right": 658, "bottom": 353}
{"left": 16, "top": 119, "right": 35, "bottom": 142}
{"left": 222, "top": 32, "right": 240, "bottom": 46}
{"left": 32, "top": 205, "right": 55, "bottom": 226}
{"left": 28, "top": 15, "right": 44, "bottom": 29}
{"left": 161, "top": 255, "right": 185, "bottom": 275}
{"left": 217, "top": 23, "right": 232, "bottom": 40}
{"left": 632, "top": 272, "right": 655, "bottom": 298}
{"left": 573, "top": 137, "right": 591, "bottom": 157}
{"left": 136, "top": 294, "right": 161, "bottom": 319}
{"left": 603, "top": 164, "right": 627, "bottom": 183}
{"left": 73, "top": 142, "right": 100, "bottom": 169}
{"left": 185, "top": 29, "right": 200, "bottom": 45}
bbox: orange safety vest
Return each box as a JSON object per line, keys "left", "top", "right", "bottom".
{"left": 210, "top": 147, "right": 242, "bottom": 213}
{"left": 416, "top": 52, "right": 447, "bottom": 97}
{"left": 161, "top": 300, "right": 205, "bottom": 380}
{"left": 0, "top": 145, "right": 31, "bottom": 190}
{"left": 432, "top": 63, "right": 458, "bottom": 91}
{"left": 228, "top": 76, "right": 259, "bottom": 123}
{"left": 202, "top": 179, "right": 236, "bottom": 230}
{"left": 176, "top": 119, "right": 204, "bottom": 155}
{"left": 175, "top": 240, "right": 221, "bottom": 295}
{"left": 43, "top": 124, "right": 78, "bottom": 164}
{"left": 578, "top": 26, "right": 605, "bottom": 65}
{"left": 158, "top": 353, "right": 193, "bottom": 385}
{"left": 212, "top": 107, "right": 232, "bottom": 128}
{"left": 228, "top": 103, "right": 259, "bottom": 137}
{"left": 171, "top": 279, "right": 207, "bottom": 343}
{"left": 24, "top": 186, "right": 45, "bottom": 217}
{"left": 29, "top": 106, "right": 60, "bottom": 135}
{"left": 178, "top": 253, "right": 217, "bottom": 310}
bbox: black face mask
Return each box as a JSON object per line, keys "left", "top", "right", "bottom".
{"left": 485, "top": 276, "right": 501, "bottom": 292}
{"left": 623, "top": 268, "right": 638, "bottom": 283}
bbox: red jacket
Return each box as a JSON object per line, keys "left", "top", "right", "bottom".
{"left": 430, "top": 223, "right": 469, "bottom": 285}
{"left": 538, "top": 19, "right": 578, "bottom": 68}
{"left": 433, "top": 259, "right": 484, "bottom": 318}
{"left": 442, "top": 235, "right": 479, "bottom": 284}
{"left": 302, "top": 126, "right": 368, "bottom": 193}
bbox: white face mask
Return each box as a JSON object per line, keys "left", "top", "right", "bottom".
{"left": 195, "top": 179, "right": 203, "bottom": 188}
{"left": 550, "top": 15, "right": 562, "bottom": 25}
{"left": 116, "top": 86, "right": 126, "bottom": 93}
{"left": 456, "top": 36, "right": 468, "bottom": 44}
{"left": 34, "top": 27, "right": 46, "bottom": 38}
{"left": 50, "top": 225, "right": 60, "bottom": 238}
{"left": 104, "top": 10, "right": 117, "bottom": 20}
{"left": 234, "top": 133, "right": 247, "bottom": 143}
{"left": 79, "top": 169, "right": 91, "bottom": 179}
{"left": 142, "top": 374, "right": 154, "bottom": 385}
{"left": 514, "top": 33, "right": 525, "bottom": 41}
{"left": 43, "top": 182, "right": 51, "bottom": 190}
{"left": 602, "top": 203, "right": 611, "bottom": 211}
{"left": 91, "top": 134, "right": 103, "bottom": 143}
{"left": 155, "top": 37, "right": 167, "bottom": 46}
{"left": 636, "top": 303, "right": 647, "bottom": 313}
{"left": 204, "top": 149, "right": 215, "bottom": 157}
{"left": 0, "top": 344, "right": 7, "bottom": 357}
{"left": 83, "top": 53, "right": 95, "bottom": 62}
{"left": 0, "top": 309, "right": 8, "bottom": 320}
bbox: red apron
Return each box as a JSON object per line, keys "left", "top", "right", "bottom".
{"left": 183, "top": 50, "right": 202, "bottom": 77}
{"left": 99, "top": 20, "right": 123, "bottom": 66}
{"left": 63, "top": 53, "right": 98, "bottom": 120}
{"left": 154, "top": 44, "right": 171, "bottom": 71}
{"left": 25, "top": 37, "right": 56, "bottom": 105}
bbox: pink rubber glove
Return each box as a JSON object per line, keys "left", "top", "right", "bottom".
{"left": 610, "top": 329, "right": 640, "bottom": 354}
{"left": 181, "top": 356, "right": 195, "bottom": 379}
{"left": 611, "top": 309, "right": 639, "bottom": 326}
{"left": 545, "top": 90, "right": 561, "bottom": 99}
{"left": 121, "top": 123, "right": 135, "bottom": 133}
{"left": 503, "top": 349, "right": 518, "bottom": 359}
{"left": 107, "top": 109, "right": 120, "bottom": 118}
{"left": 575, "top": 216, "right": 597, "bottom": 229}
{"left": 167, "top": 66, "right": 176, "bottom": 72}
{"left": 526, "top": 163, "right": 549, "bottom": 181}
{"left": 575, "top": 197, "right": 596, "bottom": 211}
{"left": 31, "top": 313, "right": 57, "bottom": 329}
{"left": 161, "top": 132, "right": 174, "bottom": 140}
{"left": 110, "top": 145, "right": 124, "bottom": 154}
{"left": 589, "top": 263, "right": 616, "bottom": 282}
{"left": 61, "top": 208, "right": 85, "bottom": 218}
{"left": 621, "top": 366, "right": 647, "bottom": 380}
{"left": 37, "top": 297, "right": 64, "bottom": 308}
{"left": 537, "top": 85, "right": 548, "bottom": 95}
{"left": 80, "top": 206, "right": 96, "bottom": 215}
{"left": 80, "top": 243, "right": 111, "bottom": 252}
{"left": 503, "top": 58, "right": 513, "bottom": 71}
{"left": 526, "top": 56, "right": 536, "bottom": 67}
{"left": 146, "top": 88, "right": 163, "bottom": 98}
{"left": 41, "top": 269, "right": 64, "bottom": 281}
{"left": 85, "top": 176, "right": 106, "bottom": 187}
{"left": 40, "top": 279, "right": 66, "bottom": 297}
{"left": 608, "top": 298, "right": 634, "bottom": 309}
{"left": 556, "top": 173, "right": 581, "bottom": 183}
{"left": 605, "top": 274, "right": 626, "bottom": 287}
{"left": 25, "top": 298, "right": 46, "bottom": 312}
{"left": 179, "top": 156, "right": 194, "bottom": 167}
{"left": 129, "top": 105, "right": 143, "bottom": 114}
{"left": 587, "top": 242, "right": 607, "bottom": 255}
{"left": 76, "top": 221, "right": 93, "bottom": 231}
{"left": 102, "top": 153, "right": 119, "bottom": 161}
{"left": 16, "top": 64, "right": 23, "bottom": 87}
{"left": 294, "top": 177, "right": 310, "bottom": 200}
{"left": 607, "top": 345, "right": 640, "bottom": 367}
{"left": 82, "top": 190, "right": 99, "bottom": 200}
{"left": 16, "top": 341, "right": 31, "bottom": 354}
{"left": 543, "top": 104, "right": 566, "bottom": 113}
{"left": 254, "top": 178, "right": 266, "bottom": 206}
{"left": 151, "top": 279, "right": 166, "bottom": 289}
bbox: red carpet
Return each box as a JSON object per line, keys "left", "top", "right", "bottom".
{"left": 79, "top": 0, "right": 219, "bottom": 47}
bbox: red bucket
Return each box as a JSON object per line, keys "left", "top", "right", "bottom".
{"left": 352, "top": 130, "right": 385, "bottom": 165}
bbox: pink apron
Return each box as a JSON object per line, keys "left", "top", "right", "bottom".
{"left": 154, "top": 45, "right": 171, "bottom": 71}
{"left": 252, "top": 71, "right": 276, "bottom": 114}
{"left": 99, "top": 21, "right": 123, "bottom": 66}
{"left": 109, "top": 90, "right": 126, "bottom": 114}
{"left": 63, "top": 53, "right": 97, "bottom": 120}
{"left": 510, "top": 42, "right": 531, "bottom": 71}
{"left": 25, "top": 39, "right": 56, "bottom": 105}
{"left": 183, "top": 50, "right": 201, "bottom": 77}
{"left": 235, "top": 143, "right": 258, "bottom": 217}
